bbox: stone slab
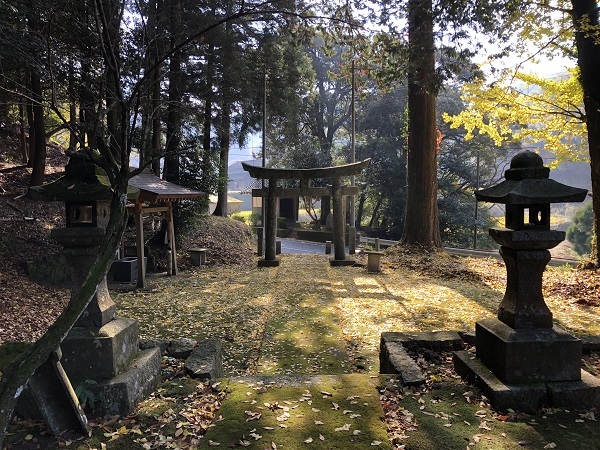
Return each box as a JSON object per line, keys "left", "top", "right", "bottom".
{"left": 16, "top": 354, "right": 90, "bottom": 436}
{"left": 476, "top": 318, "right": 581, "bottom": 383}
{"left": 88, "top": 347, "right": 161, "bottom": 417}
{"left": 139, "top": 338, "right": 170, "bottom": 354}
{"left": 580, "top": 334, "right": 600, "bottom": 352}
{"left": 381, "top": 331, "right": 464, "bottom": 350}
{"left": 169, "top": 338, "right": 198, "bottom": 359}
{"left": 453, "top": 350, "right": 547, "bottom": 413}
{"left": 185, "top": 339, "right": 223, "bottom": 379}
{"left": 379, "top": 342, "right": 426, "bottom": 385}
{"left": 61, "top": 317, "right": 139, "bottom": 382}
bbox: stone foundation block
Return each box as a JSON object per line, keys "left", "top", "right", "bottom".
{"left": 258, "top": 259, "right": 280, "bottom": 267}
{"left": 476, "top": 318, "right": 581, "bottom": 384}
{"left": 61, "top": 317, "right": 139, "bottom": 382}
{"left": 381, "top": 331, "right": 464, "bottom": 351}
{"left": 329, "top": 259, "right": 355, "bottom": 267}
{"left": 88, "top": 348, "right": 161, "bottom": 417}
{"left": 546, "top": 370, "right": 600, "bottom": 410}
{"left": 453, "top": 350, "right": 548, "bottom": 413}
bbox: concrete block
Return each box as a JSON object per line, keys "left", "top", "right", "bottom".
{"left": 365, "top": 251, "right": 384, "bottom": 272}
{"left": 189, "top": 248, "right": 207, "bottom": 266}
{"left": 185, "top": 339, "right": 223, "bottom": 379}
{"left": 89, "top": 348, "right": 161, "bottom": 417}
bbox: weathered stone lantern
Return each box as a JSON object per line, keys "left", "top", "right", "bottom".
{"left": 454, "top": 151, "right": 600, "bottom": 411}
{"left": 30, "top": 153, "right": 161, "bottom": 417}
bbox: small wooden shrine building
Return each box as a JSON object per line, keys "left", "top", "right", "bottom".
{"left": 128, "top": 168, "right": 205, "bottom": 287}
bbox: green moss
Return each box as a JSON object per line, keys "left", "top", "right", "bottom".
{"left": 200, "top": 374, "right": 391, "bottom": 449}
{"left": 400, "top": 384, "right": 600, "bottom": 450}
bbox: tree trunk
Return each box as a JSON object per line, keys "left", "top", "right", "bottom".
{"left": 400, "top": 0, "right": 442, "bottom": 249}
{"left": 26, "top": 90, "right": 35, "bottom": 167}
{"left": 369, "top": 195, "right": 382, "bottom": 228}
{"left": 28, "top": 71, "right": 46, "bottom": 188}
{"left": 19, "top": 102, "right": 27, "bottom": 164}
{"left": 213, "top": 6, "right": 233, "bottom": 217}
{"left": 164, "top": 0, "right": 182, "bottom": 184}
{"left": 356, "top": 190, "right": 366, "bottom": 227}
{"left": 68, "top": 61, "right": 78, "bottom": 153}
{"left": 213, "top": 102, "right": 231, "bottom": 216}
{"left": 571, "top": 0, "right": 600, "bottom": 266}
{"left": 200, "top": 46, "right": 215, "bottom": 195}
{"left": 150, "top": 0, "right": 163, "bottom": 175}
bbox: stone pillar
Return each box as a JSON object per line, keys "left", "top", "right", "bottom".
{"left": 259, "top": 179, "right": 280, "bottom": 267}
{"left": 348, "top": 226, "right": 356, "bottom": 255}
{"left": 498, "top": 246, "right": 553, "bottom": 329}
{"left": 330, "top": 176, "right": 354, "bottom": 266}
{"left": 51, "top": 228, "right": 116, "bottom": 327}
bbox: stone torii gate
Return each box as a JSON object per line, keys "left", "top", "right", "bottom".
{"left": 242, "top": 159, "right": 370, "bottom": 267}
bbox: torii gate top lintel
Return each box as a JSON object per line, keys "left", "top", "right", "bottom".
{"left": 241, "top": 158, "right": 370, "bottom": 180}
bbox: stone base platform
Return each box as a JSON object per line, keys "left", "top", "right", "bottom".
{"left": 329, "top": 259, "right": 355, "bottom": 267}
{"left": 258, "top": 259, "right": 280, "bottom": 267}
{"left": 454, "top": 350, "right": 600, "bottom": 413}
{"left": 88, "top": 347, "right": 161, "bottom": 417}
{"left": 61, "top": 317, "right": 139, "bottom": 381}
{"left": 476, "top": 318, "right": 581, "bottom": 384}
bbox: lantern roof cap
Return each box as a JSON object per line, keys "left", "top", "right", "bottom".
{"left": 30, "top": 153, "right": 139, "bottom": 202}
{"left": 475, "top": 151, "right": 588, "bottom": 205}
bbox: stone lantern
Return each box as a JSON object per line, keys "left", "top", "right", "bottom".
{"left": 454, "top": 151, "right": 600, "bottom": 412}
{"left": 30, "top": 153, "right": 161, "bottom": 417}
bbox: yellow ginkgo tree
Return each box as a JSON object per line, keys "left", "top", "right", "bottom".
{"left": 444, "top": 68, "right": 587, "bottom": 166}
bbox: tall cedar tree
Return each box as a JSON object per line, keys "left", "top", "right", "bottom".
{"left": 572, "top": 0, "right": 600, "bottom": 265}
{"left": 401, "top": 0, "right": 442, "bottom": 247}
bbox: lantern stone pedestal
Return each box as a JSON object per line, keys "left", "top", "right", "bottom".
{"left": 54, "top": 227, "right": 161, "bottom": 417}
{"left": 453, "top": 151, "right": 600, "bottom": 412}
{"left": 28, "top": 154, "right": 161, "bottom": 418}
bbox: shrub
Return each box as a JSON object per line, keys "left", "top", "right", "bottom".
{"left": 566, "top": 202, "right": 594, "bottom": 257}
